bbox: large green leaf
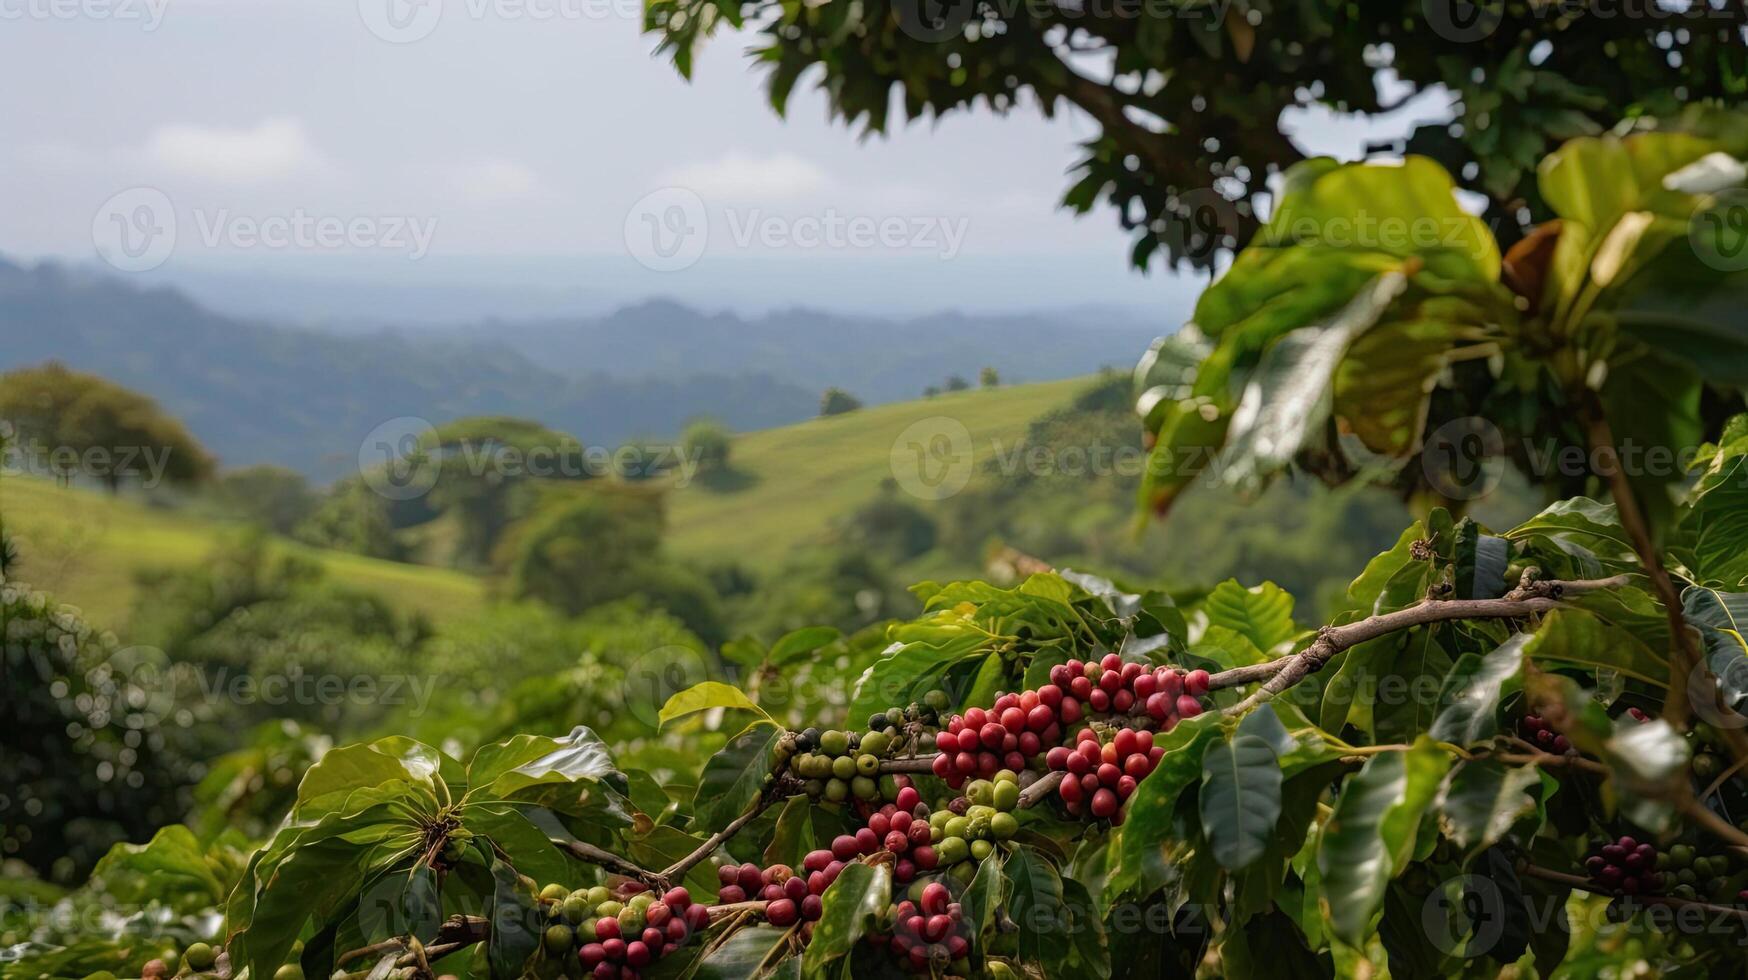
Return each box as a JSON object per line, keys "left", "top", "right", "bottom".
{"left": 485, "top": 848, "right": 541, "bottom": 980}
{"left": 463, "top": 726, "right": 629, "bottom": 821}
{"left": 1108, "top": 713, "right": 1222, "bottom": 899}
{"left": 1521, "top": 608, "right": 1666, "bottom": 686}
{"left": 1435, "top": 760, "right": 1545, "bottom": 854}
{"left": 1601, "top": 717, "right": 1690, "bottom": 834}
{"left": 1203, "top": 579, "right": 1297, "bottom": 655}
{"left": 1683, "top": 586, "right": 1748, "bottom": 716}
{"left": 658, "top": 681, "right": 769, "bottom": 727}
{"left": 1372, "top": 627, "right": 1458, "bottom": 744}
{"left": 1538, "top": 130, "right": 1721, "bottom": 321}
{"left": 1215, "top": 271, "right": 1410, "bottom": 494}
{"left": 959, "top": 850, "right": 1006, "bottom": 961}
{"left": 691, "top": 720, "right": 782, "bottom": 832}
{"left": 1316, "top": 740, "right": 1453, "bottom": 945}
{"left": 1003, "top": 846, "right": 1109, "bottom": 978}
{"left": 1199, "top": 732, "right": 1283, "bottom": 871}
{"left": 685, "top": 925, "right": 795, "bottom": 979}
{"left": 462, "top": 805, "right": 571, "bottom": 889}
{"left": 1679, "top": 424, "right": 1748, "bottom": 586}
{"left": 1506, "top": 497, "right": 1638, "bottom": 578}
{"left": 799, "top": 862, "right": 890, "bottom": 976}
{"left": 1428, "top": 634, "right": 1527, "bottom": 746}
{"left": 767, "top": 626, "right": 841, "bottom": 665}
{"left": 1262, "top": 156, "right": 1501, "bottom": 282}
{"left": 92, "top": 826, "right": 225, "bottom": 912}
{"left": 293, "top": 737, "right": 446, "bottom": 818}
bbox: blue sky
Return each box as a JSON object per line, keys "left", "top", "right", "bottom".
{"left": 0, "top": 0, "right": 1453, "bottom": 316}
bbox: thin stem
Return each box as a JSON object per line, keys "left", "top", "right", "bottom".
{"left": 1577, "top": 395, "right": 1704, "bottom": 730}
{"left": 1219, "top": 576, "right": 1630, "bottom": 714}
{"left": 1702, "top": 754, "right": 1748, "bottom": 804}
{"left": 660, "top": 794, "right": 777, "bottom": 884}
{"left": 551, "top": 838, "right": 667, "bottom": 891}
{"left": 1518, "top": 863, "right": 1748, "bottom": 922}
{"left": 1676, "top": 793, "right": 1748, "bottom": 854}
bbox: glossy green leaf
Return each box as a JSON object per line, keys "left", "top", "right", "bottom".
{"left": 1316, "top": 740, "right": 1452, "bottom": 945}
{"left": 1435, "top": 760, "right": 1544, "bottom": 854}
{"left": 1204, "top": 579, "right": 1298, "bottom": 655}
{"left": 658, "top": 681, "right": 769, "bottom": 727}
{"left": 767, "top": 626, "right": 841, "bottom": 665}
{"left": 1428, "top": 634, "right": 1527, "bottom": 745}
{"left": 1108, "top": 713, "right": 1221, "bottom": 899}
{"left": 691, "top": 720, "right": 782, "bottom": 832}
{"left": 685, "top": 925, "right": 795, "bottom": 979}
{"left": 1199, "top": 732, "right": 1283, "bottom": 870}
{"left": 293, "top": 737, "right": 445, "bottom": 818}
{"left": 799, "top": 862, "right": 889, "bottom": 976}
{"left": 91, "top": 825, "right": 225, "bottom": 912}
{"left": 1003, "top": 846, "right": 1109, "bottom": 977}
{"left": 485, "top": 848, "right": 540, "bottom": 980}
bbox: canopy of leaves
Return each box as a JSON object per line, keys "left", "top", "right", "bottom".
{"left": 647, "top": 1, "right": 1746, "bottom": 269}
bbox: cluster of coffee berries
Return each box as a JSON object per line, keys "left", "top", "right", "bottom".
{"left": 715, "top": 859, "right": 835, "bottom": 936}
{"left": 867, "top": 690, "right": 950, "bottom": 745}
{"left": 1585, "top": 837, "right": 1661, "bottom": 896}
{"left": 533, "top": 882, "right": 708, "bottom": 979}
{"left": 852, "top": 784, "right": 941, "bottom": 882}
{"left": 1653, "top": 843, "right": 1748, "bottom": 904}
{"left": 786, "top": 726, "right": 891, "bottom": 803}
{"left": 926, "top": 773, "right": 1021, "bottom": 866}
{"left": 866, "top": 881, "right": 971, "bottom": 974}
{"left": 1518, "top": 714, "right": 1574, "bottom": 755}
{"left": 1047, "top": 655, "right": 1209, "bottom": 729}
{"left": 932, "top": 696, "right": 1060, "bottom": 788}
{"left": 1045, "top": 728, "right": 1162, "bottom": 822}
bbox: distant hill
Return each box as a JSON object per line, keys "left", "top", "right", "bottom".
{"left": 0, "top": 257, "right": 1165, "bottom": 481}
{"left": 0, "top": 474, "right": 484, "bottom": 627}
{"left": 456, "top": 299, "right": 1162, "bottom": 404}
{"left": 0, "top": 258, "right": 818, "bottom": 480}
{"left": 0, "top": 377, "right": 1090, "bottom": 625}
{"left": 661, "top": 377, "right": 1090, "bottom": 570}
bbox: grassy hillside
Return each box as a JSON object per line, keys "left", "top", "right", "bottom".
{"left": 0, "top": 377, "right": 1088, "bottom": 625}
{"left": 663, "top": 377, "right": 1088, "bottom": 569}
{"left": 0, "top": 476, "right": 485, "bottom": 627}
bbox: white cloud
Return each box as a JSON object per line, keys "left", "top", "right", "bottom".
{"left": 657, "top": 151, "right": 832, "bottom": 201}
{"left": 447, "top": 158, "right": 542, "bottom": 203}
{"left": 144, "top": 117, "right": 329, "bottom": 183}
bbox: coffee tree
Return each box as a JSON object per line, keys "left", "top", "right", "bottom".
{"left": 13, "top": 110, "right": 1748, "bottom": 980}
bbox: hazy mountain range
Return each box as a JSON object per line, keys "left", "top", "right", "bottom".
{"left": 0, "top": 257, "right": 1166, "bottom": 482}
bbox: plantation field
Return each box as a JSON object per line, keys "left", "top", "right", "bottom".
{"left": 0, "top": 475, "right": 486, "bottom": 627}
{"left": 662, "top": 377, "right": 1088, "bottom": 569}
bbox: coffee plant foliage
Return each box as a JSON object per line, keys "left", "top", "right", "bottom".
{"left": 10, "top": 127, "right": 1748, "bottom": 980}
